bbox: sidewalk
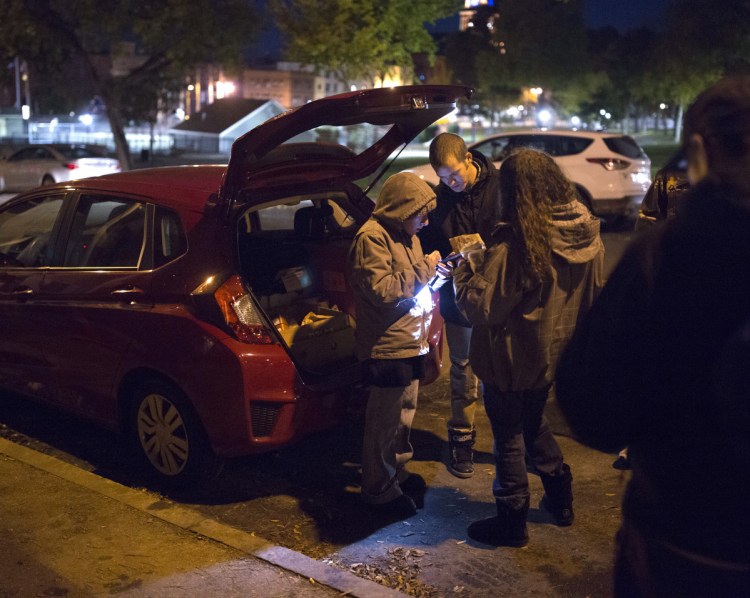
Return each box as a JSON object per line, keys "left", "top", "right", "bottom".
{"left": 0, "top": 438, "right": 402, "bottom": 597}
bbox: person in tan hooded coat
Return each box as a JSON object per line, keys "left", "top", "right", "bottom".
{"left": 348, "top": 172, "right": 444, "bottom": 519}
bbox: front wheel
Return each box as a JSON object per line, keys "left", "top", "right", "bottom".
{"left": 130, "top": 380, "right": 223, "bottom": 487}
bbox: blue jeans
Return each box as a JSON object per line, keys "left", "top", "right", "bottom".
{"left": 482, "top": 382, "right": 564, "bottom": 510}
{"left": 445, "top": 321, "right": 480, "bottom": 433}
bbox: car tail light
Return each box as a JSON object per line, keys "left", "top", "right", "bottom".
{"left": 63, "top": 162, "right": 79, "bottom": 170}
{"left": 212, "top": 275, "right": 275, "bottom": 344}
{"left": 586, "top": 158, "right": 630, "bottom": 171}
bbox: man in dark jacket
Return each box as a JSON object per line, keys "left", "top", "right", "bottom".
{"left": 556, "top": 75, "right": 750, "bottom": 595}
{"left": 419, "top": 132, "right": 503, "bottom": 478}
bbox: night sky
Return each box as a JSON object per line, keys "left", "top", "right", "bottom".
{"left": 584, "top": 0, "right": 670, "bottom": 31}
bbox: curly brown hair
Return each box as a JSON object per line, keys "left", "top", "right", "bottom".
{"left": 499, "top": 148, "right": 578, "bottom": 285}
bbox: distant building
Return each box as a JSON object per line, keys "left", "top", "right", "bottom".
{"left": 171, "top": 97, "right": 285, "bottom": 153}
{"left": 239, "top": 67, "right": 317, "bottom": 109}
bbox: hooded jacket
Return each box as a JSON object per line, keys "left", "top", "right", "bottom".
{"left": 419, "top": 149, "right": 503, "bottom": 326}
{"left": 453, "top": 199, "right": 604, "bottom": 391}
{"left": 348, "top": 173, "right": 438, "bottom": 361}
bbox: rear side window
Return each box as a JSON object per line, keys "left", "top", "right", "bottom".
{"left": 483, "top": 135, "right": 593, "bottom": 159}
{"left": 0, "top": 195, "right": 65, "bottom": 267}
{"left": 603, "top": 136, "right": 646, "bottom": 159}
{"left": 63, "top": 195, "right": 146, "bottom": 268}
{"left": 154, "top": 207, "right": 187, "bottom": 268}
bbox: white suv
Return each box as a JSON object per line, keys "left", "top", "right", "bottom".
{"left": 406, "top": 130, "right": 651, "bottom": 218}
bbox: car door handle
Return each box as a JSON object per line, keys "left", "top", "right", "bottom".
{"left": 111, "top": 287, "right": 145, "bottom": 300}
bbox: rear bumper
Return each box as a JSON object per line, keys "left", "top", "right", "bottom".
{"left": 591, "top": 195, "right": 643, "bottom": 217}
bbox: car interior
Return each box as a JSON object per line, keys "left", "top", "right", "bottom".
{"left": 238, "top": 191, "right": 362, "bottom": 374}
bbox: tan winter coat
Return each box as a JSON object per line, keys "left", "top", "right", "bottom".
{"left": 348, "top": 173, "right": 438, "bottom": 361}
{"left": 453, "top": 199, "right": 604, "bottom": 391}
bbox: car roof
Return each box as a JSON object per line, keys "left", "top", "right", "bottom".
{"left": 65, "top": 165, "right": 227, "bottom": 212}
{"left": 472, "top": 129, "right": 631, "bottom": 142}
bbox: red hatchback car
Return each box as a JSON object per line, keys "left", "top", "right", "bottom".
{"left": 0, "top": 86, "right": 470, "bottom": 486}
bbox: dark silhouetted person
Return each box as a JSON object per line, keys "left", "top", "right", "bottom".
{"left": 556, "top": 75, "right": 750, "bottom": 596}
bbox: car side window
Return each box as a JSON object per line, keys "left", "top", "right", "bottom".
{"left": 476, "top": 138, "right": 511, "bottom": 161}
{"left": 9, "top": 148, "right": 36, "bottom": 162}
{"left": 556, "top": 136, "right": 594, "bottom": 156}
{"left": 257, "top": 201, "right": 309, "bottom": 231}
{"left": 0, "top": 195, "right": 65, "bottom": 267}
{"left": 154, "top": 207, "right": 187, "bottom": 268}
{"left": 514, "top": 135, "right": 547, "bottom": 153}
{"left": 63, "top": 195, "right": 146, "bottom": 268}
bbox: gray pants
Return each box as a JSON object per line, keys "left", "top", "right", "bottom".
{"left": 445, "top": 321, "right": 480, "bottom": 433}
{"left": 361, "top": 379, "right": 419, "bottom": 504}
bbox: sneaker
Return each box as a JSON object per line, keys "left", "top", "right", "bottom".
{"left": 448, "top": 429, "right": 476, "bottom": 479}
{"left": 540, "top": 495, "right": 575, "bottom": 527}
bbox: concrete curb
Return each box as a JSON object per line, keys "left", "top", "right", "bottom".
{"left": 0, "top": 437, "right": 404, "bottom": 598}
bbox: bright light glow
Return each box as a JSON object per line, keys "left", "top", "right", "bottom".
{"left": 350, "top": 84, "right": 358, "bottom": 91}
{"left": 50, "top": 117, "right": 59, "bottom": 129}
{"left": 659, "top": 102, "right": 667, "bottom": 110}
{"left": 605, "top": 112, "right": 612, "bottom": 119}
{"left": 78, "top": 113, "right": 93, "bottom": 126}
{"left": 187, "top": 84, "right": 195, "bottom": 91}
{"left": 21, "top": 105, "right": 30, "bottom": 120}
{"left": 538, "top": 109, "right": 551, "bottom": 123}
{"left": 175, "top": 108, "right": 186, "bottom": 120}
{"left": 215, "top": 80, "right": 235, "bottom": 99}
{"left": 530, "top": 87, "right": 543, "bottom": 96}
{"left": 414, "top": 286, "right": 435, "bottom": 313}
{"left": 599, "top": 109, "right": 606, "bottom": 116}
{"left": 507, "top": 106, "right": 520, "bottom": 117}
{"left": 571, "top": 116, "right": 581, "bottom": 126}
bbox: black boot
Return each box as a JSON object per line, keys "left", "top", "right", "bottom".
{"left": 467, "top": 497, "right": 529, "bottom": 547}
{"left": 448, "top": 428, "right": 476, "bottom": 478}
{"left": 540, "top": 463, "right": 574, "bottom": 526}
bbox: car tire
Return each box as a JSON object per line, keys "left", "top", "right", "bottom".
{"left": 130, "top": 379, "right": 223, "bottom": 487}
{"left": 41, "top": 175, "right": 55, "bottom": 185}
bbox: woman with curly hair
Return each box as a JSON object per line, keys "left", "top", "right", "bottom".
{"left": 453, "top": 148, "right": 604, "bottom": 546}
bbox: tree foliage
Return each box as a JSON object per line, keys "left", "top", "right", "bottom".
{"left": 0, "top": 0, "right": 258, "bottom": 169}
{"left": 270, "top": 0, "right": 459, "bottom": 84}
{"left": 444, "top": 0, "right": 588, "bottom": 117}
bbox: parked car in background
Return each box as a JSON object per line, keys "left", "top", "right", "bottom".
{"left": 0, "top": 143, "right": 121, "bottom": 193}
{"left": 635, "top": 148, "right": 690, "bottom": 230}
{"left": 405, "top": 129, "right": 652, "bottom": 219}
{"left": 0, "top": 85, "right": 470, "bottom": 486}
